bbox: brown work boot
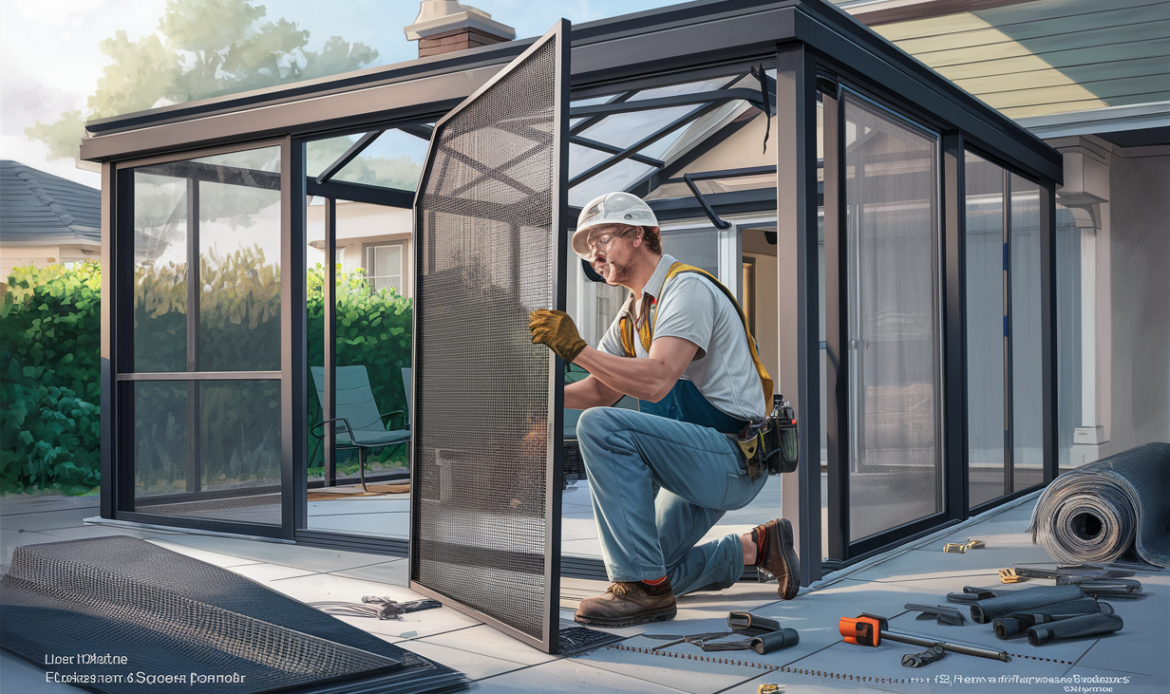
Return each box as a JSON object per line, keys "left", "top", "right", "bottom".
{"left": 574, "top": 578, "right": 677, "bottom": 627}
{"left": 752, "top": 518, "right": 800, "bottom": 600}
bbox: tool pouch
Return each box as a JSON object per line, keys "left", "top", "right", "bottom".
{"left": 762, "top": 396, "right": 799, "bottom": 475}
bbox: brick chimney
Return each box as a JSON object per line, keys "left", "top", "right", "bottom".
{"left": 405, "top": 1, "right": 516, "bottom": 58}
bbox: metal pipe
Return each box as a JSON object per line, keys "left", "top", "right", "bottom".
{"left": 881, "top": 629, "right": 1010, "bottom": 662}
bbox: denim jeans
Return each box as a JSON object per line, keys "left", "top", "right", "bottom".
{"left": 575, "top": 406, "right": 769, "bottom": 596}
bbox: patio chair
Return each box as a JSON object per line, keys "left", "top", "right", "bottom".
{"left": 310, "top": 365, "right": 411, "bottom": 492}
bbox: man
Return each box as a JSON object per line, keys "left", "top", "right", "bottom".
{"left": 528, "top": 191, "right": 800, "bottom": 628}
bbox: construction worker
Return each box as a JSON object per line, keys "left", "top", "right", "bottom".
{"left": 528, "top": 192, "right": 799, "bottom": 628}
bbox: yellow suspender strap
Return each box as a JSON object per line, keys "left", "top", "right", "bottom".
{"left": 618, "top": 262, "right": 774, "bottom": 405}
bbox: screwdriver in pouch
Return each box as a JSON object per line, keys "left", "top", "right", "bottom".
{"left": 838, "top": 613, "right": 1010, "bottom": 662}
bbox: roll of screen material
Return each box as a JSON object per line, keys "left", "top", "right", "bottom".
{"left": 1027, "top": 613, "right": 1123, "bottom": 646}
{"left": 970, "top": 585, "right": 1085, "bottom": 624}
{"left": 992, "top": 598, "right": 1114, "bottom": 639}
{"left": 1028, "top": 442, "right": 1170, "bottom": 567}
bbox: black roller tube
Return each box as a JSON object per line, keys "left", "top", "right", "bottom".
{"left": 970, "top": 585, "right": 1085, "bottom": 623}
{"left": 1027, "top": 613, "right": 1123, "bottom": 646}
{"left": 751, "top": 628, "right": 799, "bottom": 654}
{"left": 992, "top": 598, "right": 1113, "bottom": 639}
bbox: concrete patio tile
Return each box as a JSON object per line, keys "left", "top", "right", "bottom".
{"left": 473, "top": 655, "right": 692, "bottom": 694}
{"left": 561, "top": 537, "right": 604, "bottom": 558}
{"left": 0, "top": 506, "right": 95, "bottom": 532}
{"left": 143, "top": 538, "right": 263, "bottom": 568}
{"left": 263, "top": 573, "right": 480, "bottom": 639}
{"left": 561, "top": 515, "right": 601, "bottom": 541}
{"left": 304, "top": 513, "right": 409, "bottom": 536}
{"left": 397, "top": 638, "right": 533, "bottom": 680}
{"left": 227, "top": 562, "right": 319, "bottom": 582}
{"left": 0, "top": 495, "right": 100, "bottom": 516}
{"left": 1072, "top": 574, "right": 1170, "bottom": 679}
{"left": 416, "top": 624, "right": 560, "bottom": 666}
{"left": 35, "top": 525, "right": 162, "bottom": 542}
{"left": 568, "top": 639, "right": 764, "bottom": 694}
{"left": 844, "top": 544, "right": 1052, "bottom": 583}
{"left": 788, "top": 638, "right": 1068, "bottom": 694}
{"left": 331, "top": 558, "right": 409, "bottom": 586}
{"left": 155, "top": 533, "right": 381, "bottom": 571}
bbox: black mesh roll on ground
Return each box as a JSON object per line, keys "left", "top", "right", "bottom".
{"left": 0, "top": 537, "right": 468, "bottom": 694}
{"left": 1027, "top": 613, "right": 1124, "bottom": 646}
{"left": 1029, "top": 442, "right": 1170, "bottom": 566}
{"left": 969, "top": 585, "right": 1086, "bottom": 624}
{"left": 992, "top": 598, "right": 1114, "bottom": 639}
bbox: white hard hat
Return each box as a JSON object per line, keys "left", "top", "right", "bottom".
{"left": 572, "top": 192, "right": 659, "bottom": 259}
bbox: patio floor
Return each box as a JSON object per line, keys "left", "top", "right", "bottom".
{"left": 2, "top": 491, "right": 1167, "bottom": 693}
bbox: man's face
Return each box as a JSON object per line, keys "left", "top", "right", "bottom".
{"left": 586, "top": 225, "right": 639, "bottom": 286}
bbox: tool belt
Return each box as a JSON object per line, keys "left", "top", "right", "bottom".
{"left": 728, "top": 395, "right": 799, "bottom": 481}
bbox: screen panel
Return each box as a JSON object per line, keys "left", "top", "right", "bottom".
{"left": 410, "top": 22, "right": 568, "bottom": 652}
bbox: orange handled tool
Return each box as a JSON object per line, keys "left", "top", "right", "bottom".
{"left": 839, "top": 613, "right": 887, "bottom": 646}
{"left": 838, "top": 613, "right": 1010, "bottom": 662}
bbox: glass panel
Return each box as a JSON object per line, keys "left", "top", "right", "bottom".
{"left": 1010, "top": 175, "right": 1044, "bottom": 492}
{"left": 195, "top": 148, "right": 282, "bottom": 373}
{"left": 1055, "top": 206, "right": 1081, "bottom": 474}
{"left": 568, "top": 159, "right": 655, "bottom": 207}
{"left": 305, "top": 199, "right": 412, "bottom": 535}
{"left": 844, "top": 95, "right": 942, "bottom": 542}
{"left": 133, "top": 380, "right": 281, "bottom": 525}
{"left": 965, "top": 152, "right": 1007, "bottom": 507}
{"left": 133, "top": 173, "right": 188, "bottom": 373}
{"left": 307, "top": 196, "right": 326, "bottom": 487}
{"left": 306, "top": 129, "right": 429, "bottom": 190}
{"left": 662, "top": 227, "right": 719, "bottom": 276}
{"left": 579, "top": 106, "right": 697, "bottom": 150}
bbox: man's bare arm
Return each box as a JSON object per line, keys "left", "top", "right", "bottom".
{"left": 565, "top": 375, "right": 625, "bottom": 410}
{"left": 571, "top": 336, "right": 699, "bottom": 403}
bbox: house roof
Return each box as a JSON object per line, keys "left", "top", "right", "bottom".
{"left": 1, "top": 160, "right": 101, "bottom": 248}
{"left": 864, "top": 0, "right": 1170, "bottom": 121}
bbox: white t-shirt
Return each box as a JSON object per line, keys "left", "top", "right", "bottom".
{"left": 597, "top": 254, "right": 767, "bottom": 421}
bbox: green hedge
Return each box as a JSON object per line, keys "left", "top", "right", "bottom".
{"left": 1, "top": 263, "right": 102, "bottom": 495}
{"left": 1, "top": 258, "right": 413, "bottom": 496}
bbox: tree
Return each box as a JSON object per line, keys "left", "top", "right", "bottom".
{"left": 26, "top": 0, "right": 379, "bottom": 160}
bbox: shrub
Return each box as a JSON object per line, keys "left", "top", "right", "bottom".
{"left": 1, "top": 258, "right": 414, "bottom": 495}
{"left": 0, "top": 351, "right": 101, "bottom": 495}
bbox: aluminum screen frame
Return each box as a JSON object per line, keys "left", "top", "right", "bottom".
{"left": 408, "top": 20, "right": 569, "bottom": 653}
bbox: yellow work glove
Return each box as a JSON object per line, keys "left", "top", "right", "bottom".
{"left": 528, "top": 309, "right": 587, "bottom": 364}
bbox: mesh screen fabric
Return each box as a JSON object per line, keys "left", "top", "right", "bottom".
{"left": 1028, "top": 442, "right": 1170, "bottom": 567}
{"left": 412, "top": 36, "right": 560, "bottom": 643}
{"left": 1027, "top": 613, "right": 1124, "bottom": 646}
{"left": 0, "top": 537, "right": 468, "bottom": 694}
{"left": 969, "top": 585, "right": 1086, "bottom": 624}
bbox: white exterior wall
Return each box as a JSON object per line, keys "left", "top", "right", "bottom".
{"left": 0, "top": 244, "right": 99, "bottom": 282}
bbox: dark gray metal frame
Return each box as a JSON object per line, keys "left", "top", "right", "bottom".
{"left": 406, "top": 20, "right": 569, "bottom": 654}
{"left": 105, "top": 139, "right": 295, "bottom": 540}
{"left": 88, "top": 0, "right": 1062, "bottom": 588}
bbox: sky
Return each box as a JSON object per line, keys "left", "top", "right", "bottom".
{"left": 0, "top": 0, "right": 681, "bottom": 188}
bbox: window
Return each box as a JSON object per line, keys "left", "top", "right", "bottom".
{"left": 365, "top": 243, "right": 402, "bottom": 295}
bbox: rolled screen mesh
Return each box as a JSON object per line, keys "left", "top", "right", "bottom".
{"left": 0, "top": 537, "right": 468, "bottom": 694}
{"left": 412, "top": 31, "right": 562, "bottom": 645}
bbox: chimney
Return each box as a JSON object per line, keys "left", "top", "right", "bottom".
{"left": 405, "top": 1, "right": 516, "bottom": 58}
